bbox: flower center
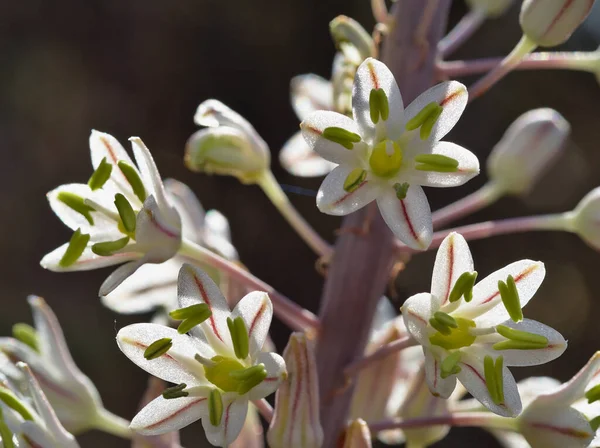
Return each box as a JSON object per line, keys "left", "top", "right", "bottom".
{"left": 429, "top": 317, "right": 476, "bottom": 350}
{"left": 368, "top": 139, "right": 403, "bottom": 178}
{"left": 203, "top": 356, "right": 245, "bottom": 392}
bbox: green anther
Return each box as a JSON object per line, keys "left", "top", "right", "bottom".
{"left": 0, "top": 388, "right": 33, "bottom": 421}
{"left": 393, "top": 182, "right": 410, "bottom": 200}
{"left": 429, "top": 317, "right": 451, "bottom": 336}
{"left": 495, "top": 325, "right": 548, "bottom": 345}
{"left": 495, "top": 356, "right": 504, "bottom": 405}
{"left": 117, "top": 161, "right": 147, "bottom": 203}
{"left": 209, "top": 389, "right": 224, "bottom": 427}
{"left": 589, "top": 415, "right": 600, "bottom": 432}
{"left": 229, "top": 364, "right": 267, "bottom": 381}
{"left": 227, "top": 317, "right": 249, "bottom": 360}
{"left": 169, "top": 304, "right": 212, "bottom": 334}
{"left": 414, "top": 154, "right": 459, "bottom": 173}
{"left": 91, "top": 236, "right": 130, "bottom": 256}
{"left": 419, "top": 106, "right": 443, "bottom": 140}
{"left": 433, "top": 311, "right": 458, "bottom": 329}
{"left": 369, "top": 140, "right": 403, "bottom": 178}
{"left": 405, "top": 102, "right": 442, "bottom": 131}
{"left": 493, "top": 340, "right": 549, "bottom": 350}
{"left": 429, "top": 317, "right": 476, "bottom": 350}
{"left": 88, "top": 157, "right": 113, "bottom": 191}
{"left": 237, "top": 366, "right": 268, "bottom": 395}
{"left": 57, "top": 191, "right": 95, "bottom": 225}
{"left": 0, "top": 408, "right": 15, "bottom": 448}
{"left": 586, "top": 384, "right": 600, "bottom": 404}
{"left": 440, "top": 351, "right": 462, "bottom": 379}
{"left": 204, "top": 356, "right": 246, "bottom": 392}
{"left": 498, "top": 275, "right": 523, "bottom": 322}
{"left": 322, "top": 127, "right": 361, "bottom": 150}
{"left": 484, "top": 355, "right": 504, "bottom": 406}
{"left": 114, "top": 193, "right": 137, "bottom": 234}
{"left": 162, "top": 383, "right": 188, "bottom": 399}
{"left": 449, "top": 271, "right": 478, "bottom": 303}
{"left": 343, "top": 168, "right": 367, "bottom": 193}
{"left": 369, "top": 88, "right": 389, "bottom": 124}
{"left": 143, "top": 338, "right": 173, "bottom": 360}
{"left": 12, "top": 323, "right": 38, "bottom": 352}
{"left": 59, "top": 229, "right": 90, "bottom": 268}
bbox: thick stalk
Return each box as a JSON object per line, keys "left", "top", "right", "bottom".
{"left": 315, "top": 1, "right": 452, "bottom": 445}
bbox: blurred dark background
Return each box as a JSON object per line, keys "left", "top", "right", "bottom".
{"left": 1, "top": 0, "right": 600, "bottom": 446}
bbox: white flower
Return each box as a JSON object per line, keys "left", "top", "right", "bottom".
{"left": 0, "top": 296, "right": 127, "bottom": 435}
{"left": 301, "top": 58, "right": 479, "bottom": 249}
{"left": 41, "top": 131, "right": 182, "bottom": 296}
{"left": 520, "top": 0, "right": 596, "bottom": 47}
{"left": 117, "top": 264, "right": 286, "bottom": 447}
{"left": 401, "top": 232, "right": 567, "bottom": 416}
{"left": 101, "top": 179, "right": 239, "bottom": 321}
{"left": 185, "top": 100, "right": 270, "bottom": 183}
{"left": 487, "top": 108, "right": 570, "bottom": 196}
{"left": 0, "top": 362, "right": 79, "bottom": 448}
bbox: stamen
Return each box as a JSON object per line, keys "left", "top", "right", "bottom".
{"left": 0, "top": 387, "right": 33, "bottom": 421}
{"left": 0, "top": 408, "right": 15, "bottom": 448}
{"left": 414, "top": 154, "right": 459, "bottom": 172}
{"left": 405, "top": 102, "right": 443, "bottom": 140}
{"left": 91, "top": 236, "right": 130, "bottom": 256}
{"left": 209, "top": 389, "right": 223, "bottom": 426}
{"left": 393, "top": 182, "right": 410, "bottom": 200}
{"left": 498, "top": 275, "right": 523, "bottom": 322}
{"left": 589, "top": 415, "right": 600, "bottom": 431}
{"left": 143, "top": 338, "right": 173, "bottom": 360}
{"left": 114, "top": 193, "right": 137, "bottom": 234}
{"left": 236, "top": 365, "right": 267, "bottom": 395}
{"left": 88, "top": 157, "right": 113, "bottom": 191}
{"left": 59, "top": 228, "right": 90, "bottom": 268}
{"left": 585, "top": 384, "right": 600, "bottom": 404}
{"left": 484, "top": 355, "right": 504, "bottom": 406}
{"left": 195, "top": 354, "right": 217, "bottom": 368}
{"left": 429, "top": 317, "right": 451, "bottom": 335}
{"left": 369, "top": 140, "right": 403, "bottom": 178}
{"left": 495, "top": 325, "right": 548, "bottom": 345}
{"left": 440, "top": 351, "right": 462, "bottom": 379}
{"left": 322, "top": 127, "right": 361, "bottom": 150}
{"left": 12, "top": 324, "right": 38, "bottom": 352}
{"left": 433, "top": 311, "right": 458, "bottom": 328}
{"left": 117, "top": 161, "right": 147, "bottom": 203}
{"left": 369, "top": 88, "right": 389, "bottom": 124}
{"left": 229, "top": 364, "right": 267, "bottom": 381}
{"left": 449, "top": 271, "right": 478, "bottom": 303}
{"left": 57, "top": 192, "right": 95, "bottom": 225}
{"left": 162, "top": 383, "right": 188, "bottom": 400}
{"left": 227, "top": 317, "right": 250, "bottom": 360}
{"left": 343, "top": 168, "right": 367, "bottom": 193}
{"left": 169, "top": 303, "right": 212, "bottom": 334}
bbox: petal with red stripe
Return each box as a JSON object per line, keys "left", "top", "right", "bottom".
{"left": 131, "top": 394, "right": 208, "bottom": 436}
{"left": 202, "top": 394, "right": 248, "bottom": 447}
{"left": 231, "top": 292, "right": 273, "bottom": 358}
{"left": 431, "top": 232, "right": 474, "bottom": 308}
{"left": 424, "top": 348, "right": 457, "bottom": 399}
{"left": 317, "top": 165, "right": 381, "bottom": 216}
{"left": 247, "top": 352, "right": 286, "bottom": 401}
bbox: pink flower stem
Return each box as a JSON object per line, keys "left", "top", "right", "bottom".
{"left": 397, "top": 213, "right": 567, "bottom": 253}
{"left": 368, "top": 412, "right": 518, "bottom": 433}
{"left": 343, "top": 335, "right": 417, "bottom": 378}
{"left": 179, "top": 239, "right": 319, "bottom": 332}
{"left": 432, "top": 182, "right": 502, "bottom": 229}
{"left": 438, "top": 9, "right": 486, "bottom": 58}
{"left": 253, "top": 398, "right": 273, "bottom": 423}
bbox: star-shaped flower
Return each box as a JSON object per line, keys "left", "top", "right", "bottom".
{"left": 301, "top": 58, "right": 479, "bottom": 249}
{"left": 117, "top": 264, "right": 286, "bottom": 447}
{"left": 41, "top": 131, "right": 182, "bottom": 296}
{"left": 401, "top": 232, "right": 567, "bottom": 416}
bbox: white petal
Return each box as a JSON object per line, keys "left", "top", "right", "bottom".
{"left": 406, "top": 142, "right": 480, "bottom": 188}
{"left": 135, "top": 195, "right": 182, "bottom": 263}
{"left": 290, "top": 74, "right": 334, "bottom": 121}
{"left": 116, "top": 323, "right": 211, "bottom": 385}
{"left": 424, "top": 348, "right": 457, "bottom": 399}
{"left": 455, "top": 260, "right": 545, "bottom": 325}
{"left": 20, "top": 421, "right": 79, "bottom": 448}
{"left": 130, "top": 137, "right": 169, "bottom": 209}
{"left": 177, "top": 264, "right": 233, "bottom": 354}
{"left": 202, "top": 396, "right": 248, "bottom": 447}
{"left": 231, "top": 292, "right": 272, "bottom": 358}
{"left": 301, "top": 111, "right": 364, "bottom": 165}
{"left": 279, "top": 131, "right": 336, "bottom": 177}
{"left": 488, "top": 430, "right": 530, "bottom": 448}
{"left": 456, "top": 350, "right": 521, "bottom": 417}
{"left": 203, "top": 210, "right": 238, "bottom": 260}
{"left": 352, "top": 58, "right": 404, "bottom": 142}
{"left": 164, "top": 178, "right": 206, "bottom": 243}
{"left": 247, "top": 352, "right": 287, "bottom": 401}
{"left": 520, "top": 405, "right": 594, "bottom": 448}
{"left": 431, "top": 232, "right": 474, "bottom": 308}
{"left": 99, "top": 258, "right": 146, "bottom": 297}
{"left": 400, "top": 292, "right": 435, "bottom": 346}
{"left": 41, "top": 244, "right": 140, "bottom": 273}
{"left": 376, "top": 185, "right": 432, "bottom": 250}
{"left": 0, "top": 338, "right": 56, "bottom": 383}
{"left": 517, "top": 376, "right": 562, "bottom": 407}
{"left": 316, "top": 164, "right": 381, "bottom": 216}
{"left": 131, "top": 394, "right": 207, "bottom": 436}
{"left": 403, "top": 81, "right": 467, "bottom": 144}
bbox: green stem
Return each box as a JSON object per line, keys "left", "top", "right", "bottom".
{"left": 92, "top": 408, "right": 133, "bottom": 439}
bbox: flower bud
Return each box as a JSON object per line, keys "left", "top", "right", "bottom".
{"left": 465, "top": 0, "right": 514, "bottom": 18}
{"left": 267, "top": 333, "right": 323, "bottom": 448}
{"left": 341, "top": 419, "right": 372, "bottom": 448}
{"left": 519, "top": 0, "right": 596, "bottom": 47}
{"left": 569, "top": 187, "right": 600, "bottom": 251}
{"left": 330, "top": 16, "right": 376, "bottom": 65}
{"left": 186, "top": 100, "right": 270, "bottom": 184}
{"left": 487, "top": 108, "right": 570, "bottom": 196}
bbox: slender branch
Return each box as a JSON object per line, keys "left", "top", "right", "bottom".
{"left": 367, "top": 412, "right": 518, "bottom": 433}
{"left": 252, "top": 398, "right": 274, "bottom": 423}
{"left": 179, "top": 239, "right": 319, "bottom": 331}
{"left": 438, "top": 9, "right": 486, "bottom": 58}
{"left": 343, "top": 335, "right": 417, "bottom": 378}
{"left": 396, "top": 213, "right": 567, "bottom": 253}
{"left": 257, "top": 170, "right": 333, "bottom": 258}
{"left": 432, "top": 182, "right": 503, "bottom": 229}
{"left": 438, "top": 51, "right": 600, "bottom": 78}
{"left": 93, "top": 408, "right": 133, "bottom": 439}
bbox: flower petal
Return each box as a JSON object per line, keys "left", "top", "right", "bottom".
{"left": 202, "top": 396, "right": 248, "bottom": 447}
{"left": 400, "top": 292, "right": 435, "bottom": 346}
{"left": 131, "top": 394, "right": 207, "bottom": 436}
{"left": 456, "top": 350, "right": 521, "bottom": 417}
{"left": 0, "top": 338, "right": 55, "bottom": 382}
{"left": 247, "top": 352, "right": 286, "bottom": 401}
{"left": 279, "top": 131, "right": 336, "bottom": 177}
{"left": 520, "top": 406, "right": 594, "bottom": 448}
{"left": 164, "top": 178, "right": 206, "bottom": 243}
{"left": 406, "top": 142, "right": 480, "bottom": 188}
{"left": 316, "top": 164, "right": 380, "bottom": 216}
{"left": 204, "top": 210, "right": 238, "bottom": 260}
{"left": 291, "top": 74, "right": 334, "bottom": 121}
{"left": 424, "top": 348, "right": 457, "bottom": 399}
{"left": 431, "top": 232, "right": 474, "bottom": 308}
{"left": 116, "top": 323, "right": 211, "bottom": 385}
{"left": 177, "top": 264, "right": 233, "bottom": 354}
{"left": 376, "top": 185, "right": 432, "bottom": 250}
{"left": 99, "top": 258, "right": 146, "bottom": 297}
{"left": 130, "top": 137, "right": 169, "bottom": 210}
{"left": 352, "top": 58, "right": 404, "bottom": 142}
{"left": 517, "top": 376, "right": 562, "bottom": 407}
{"left": 135, "top": 195, "right": 182, "bottom": 263}
{"left": 301, "top": 111, "right": 364, "bottom": 165}
{"left": 40, "top": 244, "right": 140, "bottom": 272}
{"left": 403, "top": 81, "right": 467, "bottom": 145}
{"left": 231, "top": 292, "right": 272, "bottom": 358}
{"left": 455, "top": 260, "right": 545, "bottom": 325}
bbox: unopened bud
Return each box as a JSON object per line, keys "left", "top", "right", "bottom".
{"left": 465, "top": 0, "right": 514, "bottom": 17}
{"left": 520, "top": 0, "right": 596, "bottom": 47}
{"left": 341, "top": 419, "right": 372, "bottom": 448}
{"left": 569, "top": 187, "right": 600, "bottom": 251}
{"left": 330, "top": 16, "right": 376, "bottom": 64}
{"left": 267, "top": 333, "right": 323, "bottom": 448}
{"left": 487, "top": 108, "right": 570, "bottom": 196}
